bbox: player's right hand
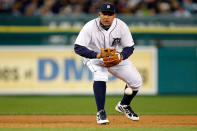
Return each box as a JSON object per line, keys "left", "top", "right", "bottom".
{"left": 96, "top": 53, "right": 102, "bottom": 59}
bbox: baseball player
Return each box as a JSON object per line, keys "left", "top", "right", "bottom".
{"left": 74, "top": 2, "right": 142, "bottom": 124}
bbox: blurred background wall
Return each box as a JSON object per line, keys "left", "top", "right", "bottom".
{"left": 0, "top": 0, "right": 196, "bottom": 95}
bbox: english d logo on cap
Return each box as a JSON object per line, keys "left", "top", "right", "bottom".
{"left": 100, "top": 2, "right": 115, "bottom": 14}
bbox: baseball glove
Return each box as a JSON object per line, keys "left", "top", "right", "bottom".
{"left": 100, "top": 48, "right": 122, "bottom": 67}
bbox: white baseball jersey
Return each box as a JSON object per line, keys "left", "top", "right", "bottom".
{"left": 74, "top": 17, "right": 142, "bottom": 90}
{"left": 75, "top": 17, "right": 134, "bottom": 52}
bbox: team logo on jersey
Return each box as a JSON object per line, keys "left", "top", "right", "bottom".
{"left": 112, "top": 38, "right": 121, "bottom": 46}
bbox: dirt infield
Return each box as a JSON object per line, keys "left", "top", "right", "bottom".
{"left": 0, "top": 115, "right": 197, "bottom": 128}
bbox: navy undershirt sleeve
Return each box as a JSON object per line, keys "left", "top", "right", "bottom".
{"left": 121, "top": 46, "right": 134, "bottom": 60}
{"left": 74, "top": 44, "right": 98, "bottom": 59}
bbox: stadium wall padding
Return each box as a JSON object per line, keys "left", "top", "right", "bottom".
{"left": 158, "top": 47, "right": 197, "bottom": 94}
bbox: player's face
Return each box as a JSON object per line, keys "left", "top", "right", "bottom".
{"left": 99, "top": 12, "right": 116, "bottom": 26}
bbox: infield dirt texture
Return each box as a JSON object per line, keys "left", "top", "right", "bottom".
{"left": 0, "top": 115, "right": 197, "bottom": 128}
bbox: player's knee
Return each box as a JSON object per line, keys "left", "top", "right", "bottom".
{"left": 128, "top": 75, "right": 142, "bottom": 91}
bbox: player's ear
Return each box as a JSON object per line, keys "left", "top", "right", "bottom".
{"left": 113, "top": 13, "right": 116, "bottom": 18}
{"left": 98, "top": 12, "right": 102, "bottom": 17}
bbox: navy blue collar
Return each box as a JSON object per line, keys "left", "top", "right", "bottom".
{"left": 100, "top": 21, "right": 111, "bottom": 31}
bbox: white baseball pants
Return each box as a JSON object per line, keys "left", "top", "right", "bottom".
{"left": 85, "top": 59, "right": 142, "bottom": 91}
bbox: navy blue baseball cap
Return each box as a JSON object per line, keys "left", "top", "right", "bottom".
{"left": 100, "top": 2, "right": 115, "bottom": 14}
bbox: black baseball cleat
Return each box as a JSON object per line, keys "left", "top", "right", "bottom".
{"left": 96, "top": 110, "right": 109, "bottom": 124}
{"left": 115, "top": 101, "right": 139, "bottom": 121}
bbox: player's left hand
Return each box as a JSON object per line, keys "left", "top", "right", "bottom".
{"left": 98, "top": 48, "right": 123, "bottom": 67}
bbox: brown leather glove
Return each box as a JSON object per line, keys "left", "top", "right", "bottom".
{"left": 98, "top": 48, "right": 122, "bottom": 67}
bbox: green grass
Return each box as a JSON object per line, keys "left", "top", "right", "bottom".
{"left": 0, "top": 95, "right": 196, "bottom": 115}
{"left": 0, "top": 127, "right": 197, "bottom": 131}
